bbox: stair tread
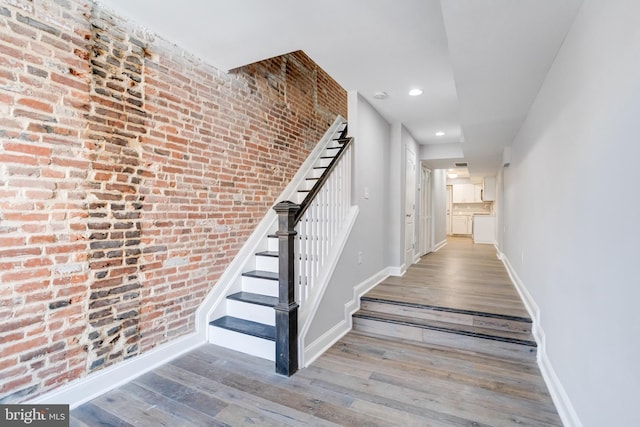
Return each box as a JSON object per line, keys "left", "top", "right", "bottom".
{"left": 360, "top": 296, "right": 532, "bottom": 323}
{"left": 228, "top": 292, "right": 278, "bottom": 307}
{"left": 209, "top": 316, "right": 275, "bottom": 341}
{"left": 255, "top": 251, "right": 279, "bottom": 258}
{"left": 242, "top": 270, "right": 278, "bottom": 281}
{"left": 353, "top": 309, "right": 536, "bottom": 347}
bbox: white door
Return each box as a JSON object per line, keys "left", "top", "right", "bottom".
{"left": 419, "top": 166, "right": 432, "bottom": 255}
{"left": 405, "top": 148, "right": 416, "bottom": 267}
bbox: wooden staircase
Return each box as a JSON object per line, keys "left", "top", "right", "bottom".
{"left": 208, "top": 120, "right": 350, "bottom": 370}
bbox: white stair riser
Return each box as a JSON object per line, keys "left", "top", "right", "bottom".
{"left": 296, "top": 193, "right": 306, "bottom": 204}
{"left": 208, "top": 326, "right": 275, "bottom": 361}
{"left": 226, "top": 299, "right": 275, "bottom": 326}
{"left": 300, "top": 179, "right": 319, "bottom": 191}
{"left": 242, "top": 276, "right": 278, "bottom": 297}
{"left": 255, "top": 255, "right": 278, "bottom": 273}
{"left": 267, "top": 237, "right": 279, "bottom": 252}
{"left": 308, "top": 168, "right": 324, "bottom": 179}
{"left": 316, "top": 157, "right": 332, "bottom": 168}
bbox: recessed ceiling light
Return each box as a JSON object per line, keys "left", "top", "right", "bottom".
{"left": 408, "top": 88, "right": 423, "bottom": 96}
{"left": 373, "top": 91, "right": 388, "bottom": 99}
{"left": 436, "top": 131, "right": 445, "bottom": 136}
{"left": 447, "top": 173, "right": 458, "bottom": 179}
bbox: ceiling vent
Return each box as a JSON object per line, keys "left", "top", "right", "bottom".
{"left": 454, "top": 162, "right": 468, "bottom": 167}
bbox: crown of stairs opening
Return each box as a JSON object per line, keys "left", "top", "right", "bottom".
{"left": 208, "top": 118, "right": 354, "bottom": 375}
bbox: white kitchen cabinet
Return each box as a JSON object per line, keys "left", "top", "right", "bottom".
{"left": 482, "top": 176, "right": 496, "bottom": 201}
{"left": 474, "top": 184, "right": 483, "bottom": 202}
{"left": 452, "top": 215, "right": 472, "bottom": 235}
{"left": 473, "top": 215, "right": 496, "bottom": 244}
{"left": 452, "top": 184, "right": 475, "bottom": 203}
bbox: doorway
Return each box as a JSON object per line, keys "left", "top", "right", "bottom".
{"left": 419, "top": 165, "right": 432, "bottom": 256}
{"left": 405, "top": 148, "right": 416, "bottom": 267}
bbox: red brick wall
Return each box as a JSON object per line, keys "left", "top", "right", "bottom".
{"left": 0, "top": 0, "right": 346, "bottom": 402}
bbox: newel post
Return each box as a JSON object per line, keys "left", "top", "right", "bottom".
{"left": 273, "top": 201, "right": 300, "bottom": 376}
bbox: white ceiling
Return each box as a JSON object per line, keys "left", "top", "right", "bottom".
{"left": 97, "top": 0, "right": 583, "bottom": 177}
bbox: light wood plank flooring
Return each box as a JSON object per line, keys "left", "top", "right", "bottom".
{"left": 71, "top": 237, "right": 560, "bottom": 426}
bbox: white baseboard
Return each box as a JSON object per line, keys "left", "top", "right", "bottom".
{"left": 302, "top": 268, "right": 389, "bottom": 367}
{"left": 433, "top": 239, "right": 447, "bottom": 252}
{"left": 303, "top": 319, "right": 350, "bottom": 367}
{"left": 500, "top": 253, "right": 582, "bottom": 427}
{"left": 387, "top": 265, "right": 404, "bottom": 277}
{"left": 28, "top": 333, "right": 205, "bottom": 409}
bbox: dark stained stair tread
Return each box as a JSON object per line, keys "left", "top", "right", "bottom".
{"left": 210, "top": 316, "right": 275, "bottom": 341}
{"left": 360, "top": 296, "right": 532, "bottom": 323}
{"left": 227, "top": 292, "right": 277, "bottom": 307}
{"left": 242, "top": 270, "right": 278, "bottom": 281}
{"left": 255, "top": 251, "right": 279, "bottom": 258}
{"left": 353, "top": 309, "right": 537, "bottom": 347}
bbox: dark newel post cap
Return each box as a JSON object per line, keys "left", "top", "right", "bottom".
{"left": 273, "top": 201, "right": 301, "bottom": 214}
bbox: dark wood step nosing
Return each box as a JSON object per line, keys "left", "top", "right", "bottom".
{"left": 209, "top": 316, "right": 275, "bottom": 341}
{"left": 360, "top": 296, "right": 532, "bottom": 323}
{"left": 255, "top": 251, "right": 278, "bottom": 258}
{"left": 353, "top": 313, "right": 537, "bottom": 348}
{"left": 227, "top": 292, "right": 278, "bottom": 307}
{"left": 242, "top": 270, "right": 278, "bottom": 281}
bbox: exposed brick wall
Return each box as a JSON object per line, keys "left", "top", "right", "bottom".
{"left": 0, "top": 0, "right": 347, "bottom": 402}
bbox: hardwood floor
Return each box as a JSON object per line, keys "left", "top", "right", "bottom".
{"left": 71, "top": 237, "right": 560, "bottom": 426}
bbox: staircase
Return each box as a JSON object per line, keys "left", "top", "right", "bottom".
{"left": 208, "top": 119, "right": 351, "bottom": 368}
{"left": 353, "top": 295, "right": 537, "bottom": 362}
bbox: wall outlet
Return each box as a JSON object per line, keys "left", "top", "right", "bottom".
{"left": 357, "top": 251, "right": 363, "bottom": 264}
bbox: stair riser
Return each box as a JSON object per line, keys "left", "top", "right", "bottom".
{"left": 360, "top": 300, "right": 531, "bottom": 334}
{"left": 255, "top": 256, "right": 278, "bottom": 273}
{"left": 316, "top": 157, "right": 332, "bottom": 168}
{"left": 267, "top": 237, "right": 279, "bottom": 252}
{"left": 353, "top": 317, "right": 537, "bottom": 362}
{"left": 308, "top": 168, "right": 324, "bottom": 179}
{"left": 208, "top": 326, "right": 275, "bottom": 361}
{"left": 226, "top": 299, "right": 275, "bottom": 326}
{"left": 242, "top": 276, "right": 278, "bottom": 297}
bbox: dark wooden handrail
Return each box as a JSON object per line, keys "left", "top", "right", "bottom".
{"left": 295, "top": 131, "right": 352, "bottom": 223}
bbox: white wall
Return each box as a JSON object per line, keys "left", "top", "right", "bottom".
{"left": 501, "top": 1, "right": 640, "bottom": 425}
{"left": 305, "top": 92, "right": 391, "bottom": 344}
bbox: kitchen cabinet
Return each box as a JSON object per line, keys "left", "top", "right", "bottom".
{"left": 452, "top": 215, "right": 472, "bottom": 235}
{"left": 482, "top": 176, "right": 496, "bottom": 201}
{"left": 452, "top": 184, "right": 475, "bottom": 203}
{"left": 474, "top": 184, "right": 483, "bottom": 202}
{"left": 473, "top": 215, "right": 496, "bottom": 244}
{"left": 453, "top": 183, "right": 485, "bottom": 203}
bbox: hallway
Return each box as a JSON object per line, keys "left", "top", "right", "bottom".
{"left": 71, "top": 238, "right": 560, "bottom": 426}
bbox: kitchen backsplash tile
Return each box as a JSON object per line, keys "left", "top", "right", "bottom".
{"left": 452, "top": 202, "right": 493, "bottom": 215}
